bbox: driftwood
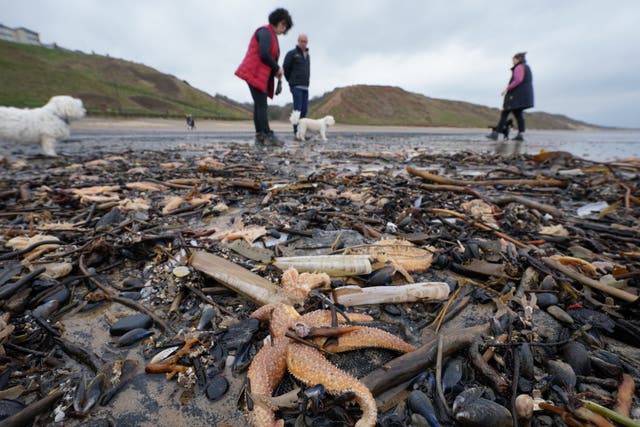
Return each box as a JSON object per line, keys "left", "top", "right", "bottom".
{"left": 0, "top": 390, "right": 64, "bottom": 427}
{"left": 491, "top": 194, "right": 565, "bottom": 218}
{"left": 362, "top": 322, "right": 490, "bottom": 396}
{"left": 418, "top": 183, "right": 484, "bottom": 199}
{"left": 407, "top": 166, "right": 566, "bottom": 188}
{"left": 542, "top": 257, "right": 638, "bottom": 303}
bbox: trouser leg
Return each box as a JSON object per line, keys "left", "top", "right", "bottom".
{"left": 512, "top": 109, "right": 525, "bottom": 133}
{"left": 249, "top": 84, "right": 269, "bottom": 134}
{"left": 496, "top": 109, "right": 511, "bottom": 133}
{"left": 291, "top": 87, "right": 307, "bottom": 134}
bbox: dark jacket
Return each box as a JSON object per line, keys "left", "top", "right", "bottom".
{"left": 503, "top": 62, "right": 534, "bottom": 110}
{"left": 283, "top": 46, "right": 310, "bottom": 87}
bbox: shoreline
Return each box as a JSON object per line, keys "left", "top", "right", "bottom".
{"left": 71, "top": 117, "right": 485, "bottom": 133}
{"left": 72, "top": 117, "right": 618, "bottom": 134}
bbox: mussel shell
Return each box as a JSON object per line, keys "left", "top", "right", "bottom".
{"left": 32, "top": 300, "right": 60, "bottom": 320}
{"left": 546, "top": 360, "right": 576, "bottom": 389}
{"left": 518, "top": 343, "right": 534, "bottom": 380}
{"left": 0, "top": 399, "right": 27, "bottom": 423}
{"left": 220, "top": 318, "right": 260, "bottom": 350}
{"left": 121, "top": 277, "right": 145, "bottom": 290}
{"left": 407, "top": 390, "right": 439, "bottom": 426}
{"left": 197, "top": 305, "right": 217, "bottom": 330}
{"left": 441, "top": 357, "right": 465, "bottom": 393}
{"left": 454, "top": 396, "right": 513, "bottom": 427}
{"left": 110, "top": 314, "right": 153, "bottom": 336}
{"left": 367, "top": 266, "right": 395, "bottom": 286}
{"left": 561, "top": 341, "right": 591, "bottom": 376}
{"left": 204, "top": 375, "right": 228, "bottom": 401}
{"left": 116, "top": 328, "right": 154, "bottom": 347}
{"left": 539, "top": 275, "right": 557, "bottom": 291}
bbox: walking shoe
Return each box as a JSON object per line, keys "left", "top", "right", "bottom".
{"left": 264, "top": 131, "right": 284, "bottom": 147}
{"left": 254, "top": 132, "right": 266, "bottom": 146}
{"left": 513, "top": 133, "right": 524, "bottom": 141}
{"left": 485, "top": 131, "right": 499, "bottom": 141}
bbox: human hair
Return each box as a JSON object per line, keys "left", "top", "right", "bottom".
{"left": 514, "top": 52, "right": 527, "bottom": 63}
{"left": 268, "top": 8, "right": 293, "bottom": 34}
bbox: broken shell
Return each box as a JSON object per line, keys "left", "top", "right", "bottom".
{"left": 173, "top": 266, "right": 190, "bottom": 278}
{"left": 515, "top": 394, "right": 534, "bottom": 419}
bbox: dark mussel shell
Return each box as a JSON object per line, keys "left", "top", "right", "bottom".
{"left": 116, "top": 328, "right": 154, "bottom": 347}
{"left": 453, "top": 389, "right": 513, "bottom": 427}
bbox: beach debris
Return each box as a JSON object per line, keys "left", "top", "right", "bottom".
{"left": 0, "top": 138, "right": 638, "bottom": 426}
{"left": 273, "top": 254, "right": 372, "bottom": 276}
{"left": 333, "top": 281, "right": 450, "bottom": 306}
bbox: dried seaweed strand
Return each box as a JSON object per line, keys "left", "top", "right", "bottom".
{"left": 582, "top": 399, "right": 640, "bottom": 427}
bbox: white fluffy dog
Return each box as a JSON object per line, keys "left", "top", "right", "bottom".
{"left": 0, "top": 95, "right": 86, "bottom": 156}
{"left": 289, "top": 110, "right": 335, "bottom": 141}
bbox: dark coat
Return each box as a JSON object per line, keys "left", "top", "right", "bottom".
{"left": 503, "top": 63, "right": 534, "bottom": 110}
{"left": 283, "top": 46, "right": 310, "bottom": 87}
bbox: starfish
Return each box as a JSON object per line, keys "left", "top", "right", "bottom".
{"left": 246, "top": 303, "right": 415, "bottom": 427}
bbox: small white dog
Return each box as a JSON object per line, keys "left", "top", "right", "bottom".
{"left": 0, "top": 95, "right": 86, "bottom": 156}
{"left": 289, "top": 110, "right": 335, "bottom": 141}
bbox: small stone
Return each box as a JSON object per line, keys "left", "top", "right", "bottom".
{"left": 173, "top": 266, "right": 190, "bottom": 278}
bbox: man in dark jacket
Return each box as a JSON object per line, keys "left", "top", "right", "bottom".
{"left": 283, "top": 33, "right": 310, "bottom": 139}
{"left": 487, "top": 52, "right": 534, "bottom": 143}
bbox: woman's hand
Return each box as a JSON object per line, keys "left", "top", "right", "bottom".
{"left": 276, "top": 67, "right": 284, "bottom": 79}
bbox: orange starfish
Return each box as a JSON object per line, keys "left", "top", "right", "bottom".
{"left": 246, "top": 303, "right": 415, "bottom": 427}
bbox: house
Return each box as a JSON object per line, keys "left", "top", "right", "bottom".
{"left": 0, "top": 24, "right": 41, "bottom": 45}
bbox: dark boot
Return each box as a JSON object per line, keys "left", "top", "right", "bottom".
{"left": 513, "top": 133, "right": 524, "bottom": 141}
{"left": 486, "top": 131, "right": 499, "bottom": 141}
{"left": 254, "top": 132, "right": 266, "bottom": 146}
{"left": 264, "top": 131, "right": 284, "bottom": 147}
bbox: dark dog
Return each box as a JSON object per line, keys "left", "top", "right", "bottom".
{"left": 489, "top": 118, "right": 514, "bottom": 140}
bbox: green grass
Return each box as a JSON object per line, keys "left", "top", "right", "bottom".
{"left": 0, "top": 40, "right": 251, "bottom": 119}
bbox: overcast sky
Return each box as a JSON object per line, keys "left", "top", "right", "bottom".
{"left": 2, "top": 0, "right": 639, "bottom": 128}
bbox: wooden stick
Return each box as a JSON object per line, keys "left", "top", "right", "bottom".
{"left": 491, "top": 194, "right": 564, "bottom": 218}
{"left": 407, "top": 166, "right": 566, "bottom": 188}
{"left": 0, "top": 390, "right": 64, "bottom": 427}
{"left": 542, "top": 257, "right": 638, "bottom": 302}
{"left": 362, "top": 322, "right": 490, "bottom": 396}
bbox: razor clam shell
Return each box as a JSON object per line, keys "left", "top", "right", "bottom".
{"left": 273, "top": 254, "right": 372, "bottom": 276}
{"left": 149, "top": 346, "right": 181, "bottom": 364}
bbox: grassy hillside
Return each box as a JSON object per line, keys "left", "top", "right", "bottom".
{"left": 1, "top": 40, "right": 597, "bottom": 129}
{"left": 305, "top": 85, "right": 597, "bottom": 130}
{"left": 0, "top": 40, "right": 250, "bottom": 120}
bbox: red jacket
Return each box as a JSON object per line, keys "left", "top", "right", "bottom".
{"left": 235, "top": 25, "right": 279, "bottom": 98}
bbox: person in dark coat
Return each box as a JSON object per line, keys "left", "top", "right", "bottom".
{"left": 235, "top": 8, "right": 293, "bottom": 146}
{"left": 283, "top": 33, "right": 310, "bottom": 139}
{"left": 487, "top": 52, "right": 534, "bottom": 142}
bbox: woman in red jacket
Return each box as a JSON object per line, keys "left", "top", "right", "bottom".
{"left": 235, "top": 8, "right": 293, "bottom": 146}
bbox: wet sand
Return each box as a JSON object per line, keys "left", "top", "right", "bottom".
{"left": 66, "top": 118, "right": 640, "bottom": 162}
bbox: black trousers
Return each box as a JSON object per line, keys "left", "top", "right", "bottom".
{"left": 497, "top": 108, "right": 525, "bottom": 133}
{"left": 248, "top": 84, "right": 270, "bottom": 135}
